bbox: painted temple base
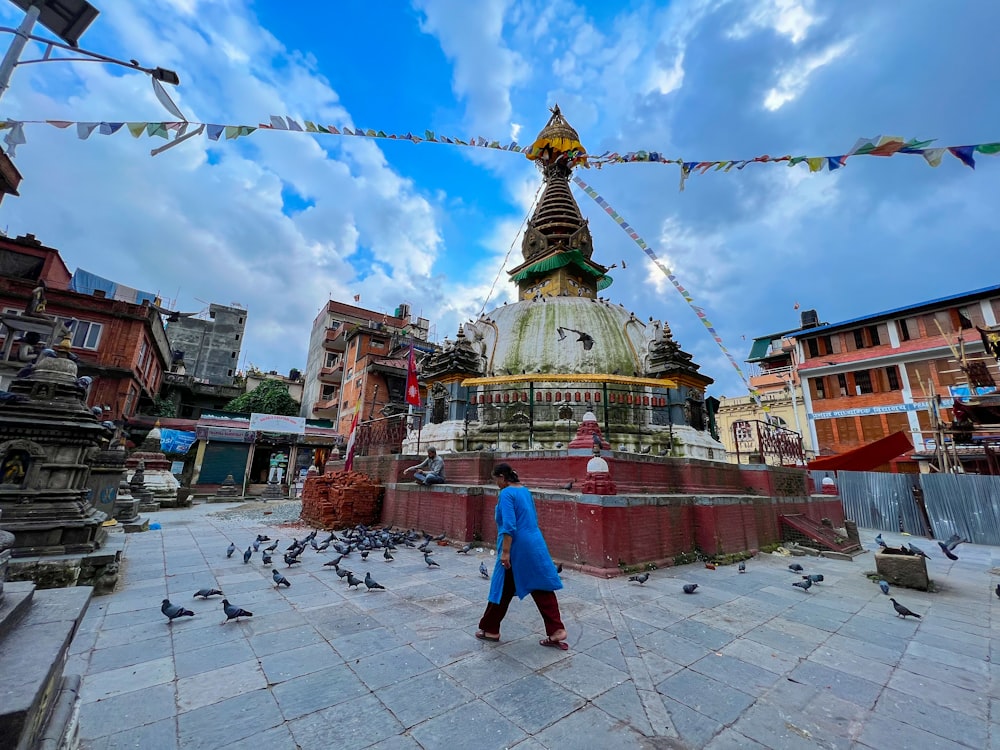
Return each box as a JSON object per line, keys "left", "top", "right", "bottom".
{"left": 360, "top": 453, "right": 843, "bottom": 575}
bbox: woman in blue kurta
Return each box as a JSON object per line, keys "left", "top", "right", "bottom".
{"left": 476, "top": 463, "right": 567, "bottom": 649}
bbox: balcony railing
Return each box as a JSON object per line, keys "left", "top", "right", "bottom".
{"left": 318, "top": 363, "right": 343, "bottom": 382}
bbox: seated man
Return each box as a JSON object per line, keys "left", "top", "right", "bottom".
{"left": 404, "top": 446, "right": 445, "bottom": 485}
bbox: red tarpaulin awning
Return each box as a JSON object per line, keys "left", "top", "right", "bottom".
{"left": 807, "top": 430, "right": 913, "bottom": 472}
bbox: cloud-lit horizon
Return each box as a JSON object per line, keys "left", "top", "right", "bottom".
{"left": 1, "top": 0, "right": 998, "bottom": 398}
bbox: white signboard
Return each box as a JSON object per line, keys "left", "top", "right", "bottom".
{"left": 249, "top": 413, "right": 306, "bottom": 434}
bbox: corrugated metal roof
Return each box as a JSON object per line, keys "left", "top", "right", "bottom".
{"left": 786, "top": 283, "right": 1000, "bottom": 338}
{"left": 746, "top": 337, "right": 771, "bottom": 361}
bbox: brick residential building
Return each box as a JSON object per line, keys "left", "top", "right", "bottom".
{"left": 769, "top": 286, "right": 1000, "bottom": 470}
{"left": 0, "top": 233, "right": 171, "bottom": 421}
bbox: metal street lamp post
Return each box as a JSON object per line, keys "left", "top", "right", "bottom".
{"left": 0, "top": 0, "right": 179, "bottom": 106}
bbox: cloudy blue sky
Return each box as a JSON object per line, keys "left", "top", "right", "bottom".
{"left": 0, "top": 0, "right": 998, "bottom": 399}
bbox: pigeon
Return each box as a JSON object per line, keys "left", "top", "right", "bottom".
{"left": 315, "top": 541, "right": 330, "bottom": 552}
{"left": 424, "top": 553, "right": 440, "bottom": 568}
{"left": 284, "top": 553, "right": 302, "bottom": 567}
{"left": 253, "top": 539, "right": 261, "bottom": 553}
{"left": 360, "top": 550, "right": 369, "bottom": 560}
{"left": 937, "top": 541, "right": 959, "bottom": 561}
{"left": 383, "top": 549, "right": 394, "bottom": 562}
{"left": 792, "top": 578, "right": 812, "bottom": 592}
{"left": 890, "top": 598, "right": 921, "bottom": 618}
{"left": 226, "top": 542, "right": 236, "bottom": 558}
{"left": 335, "top": 566, "right": 351, "bottom": 580}
{"left": 788, "top": 563, "right": 804, "bottom": 572}
{"left": 243, "top": 546, "right": 252, "bottom": 564}
{"left": 803, "top": 574, "right": 824, "bottom": 583}
{"left": 256, "top": 534, "right": 271, "bottom": 542}
{"left": 995, "top": 583, "right": 1000, "bottom": 599}
{"left": 287, "top": 538, "right": 300, "bottom": 551}
{"left": 272, "top": 569, "right": 291, "bottom": 587}
{"left": 161, "top": 599, "right": 195, "bottom": 622}
{"left": 264, "top": 540, "right": 279, "bottom": 553}
{"left": 738, "top": 561, "right": 746, "bottom": 573}
{"left": 629, "top": 572, "right": 649, "bottom": 584}
{"left": 323, "top": 555, "right": 344, "bottom": 567}
{"left": 945, "top": 533, "right": 964, "bottom": 551}
{"left": 479, "top": 561, "right": 489, "bottom": 579}
{"left": 364, "top": 572, "right": 385, "bottom": 591}
{"left": 560, "top": 480, "right": 574, "bottom": 490}
{"left": 879, "top": 580, "right": 890, "bottom": 595}
{"left": 221, "top": 599, "right": 253, "bottom": 623}
{"left": 875, "top": 533, "right": 886, "bottom": 548}
{"left": 261, "top": 552, "right": 272, "bottom": 566}
{"left": 346, "top": 572, "right": 363, "bottom": 589}
{"left": 193, "top": 588, "right": 223, "bottom": 599}
{"left": 457, "top": 544, "right": 472, "bottom": 554}
{"left": 907, "top": 543, "right": 929, "bottom": 559}
{"left": 682, "top": 583, "right": 698, "bottom": 594}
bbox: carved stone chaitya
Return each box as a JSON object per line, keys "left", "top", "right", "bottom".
{"left": 0, "top": 345, "right": 109, "bottom": 559}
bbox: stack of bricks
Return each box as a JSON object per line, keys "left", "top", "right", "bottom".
{"left": 300, "top": 470, "right": 382, "bottom": 528}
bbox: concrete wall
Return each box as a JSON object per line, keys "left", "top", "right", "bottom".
{"left": 166, "top": 303, "right": 246, "bottom": 386}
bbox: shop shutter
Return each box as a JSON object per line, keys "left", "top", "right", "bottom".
{"left": 197, "top": 443, "right": 249, "bottom": 484}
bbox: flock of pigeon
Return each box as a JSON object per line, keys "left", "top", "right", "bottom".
{"left": 622, "top": 534, "right": 945, "bottom": 621}
{"left": 160, "top": 526, "right": 479, "bottom": 624}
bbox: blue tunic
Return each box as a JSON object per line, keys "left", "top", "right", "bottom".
{"left": 488, "top": 485, "right": 563, "bottom": 603}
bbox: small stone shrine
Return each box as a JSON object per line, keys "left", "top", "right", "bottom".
{"left": 209, "top": 473, "right": 242, "bottom": 502}
{"left": 0, "top": 333, "right": 121, "bottom": 590}
{"left": 125, "top": 423, "right": 184, "bottom": 508}
{"left": 128, "top": 460, "right": 157, "bottom": 513}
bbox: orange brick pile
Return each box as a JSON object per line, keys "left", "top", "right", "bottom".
{"left": 299, "top": 470, "right": 383, "bottom": 528}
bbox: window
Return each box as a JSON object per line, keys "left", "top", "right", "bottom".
{"left": 235, "top": 334, "right": 240, "bottom": 341}
{"left": 810, "top": 377, "right": 826, "bottom": 400}
{"left": 897, "top": 319, "right": 911, "bottom": 342}
{"left": 853, "top": 330, "right": 865, "bottom": 350}
{"left": 371, "top": 339, "right": 385, "bottom": 349}
{"left": 137, "top": 340, "right": 148, "bottom": 370}
{"left": 854, "top": 370, "right": 873, "bottom": 394}
{"left": 867, "top": 325, "right": 881, "bottom": 346}
{"left": 71, "top": 321, "right": 102, "bottom": 350}
{"left": 325, "top": 353, "right": 338, "bottom": 367}
{"left": 886, "top": 366, "right": 901, "bottom": 390}
{"left": 860, "top": 415, "right": 885, "bottom": 442}
{"left": 124, "top": 385, "right": 137, "bottom": 417}
{"left": 815, "top": 420, "right": 835, "bottom": 450}
{"left": 837, "top": 373, "right": 848, "bottom": 397}
{"left": 228, "top": 369, "right": 234, "bottom": 377}
{"left": 807, "top": 339, "right": 819, "bottom": 358}
{"left": 956, "top": 307, "right": 974, "bottom": 330}
{"left": 231, "top": 351, "right": 237, "bottom": 358}
{"left": 836, "top": 418, "right": 859, "bottom": 444}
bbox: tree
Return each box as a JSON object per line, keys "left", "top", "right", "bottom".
{"left": 225, "top": 379, "right": 300, "bottom": 416}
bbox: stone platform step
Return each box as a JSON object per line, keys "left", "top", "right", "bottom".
{"left": 0, "top": 585, "right": 91, "bottom": 750}
{"left": 780, "top": 513, "right": 863, "bottom": 554}
{"left": 0, "top": 581, "right": 35, "bottom": 641}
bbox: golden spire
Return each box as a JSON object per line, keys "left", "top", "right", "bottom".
{"left": 525, "top": 104, "right": 587, "bottom": 167}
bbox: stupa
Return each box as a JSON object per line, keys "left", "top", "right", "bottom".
{"left": 404, "top": 106, "right": 723, "bottom": 459}
{"left": 0, "top": 333, "right": 121, "bottom": 590}
{"left": 125, "top": 423, "right": 183, "bottom": 508}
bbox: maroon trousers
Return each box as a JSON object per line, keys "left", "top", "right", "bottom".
{"left": 478, "top": 567, "right": 565, "bottom": 637}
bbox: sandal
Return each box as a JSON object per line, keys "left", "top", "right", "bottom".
{"left": 475, "top": 630, "right": 500, "bottom": 642}
{"left": 540, "top": 637, "right": 569, "bottom": 651}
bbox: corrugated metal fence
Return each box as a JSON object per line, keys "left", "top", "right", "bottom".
{"left": 837, "top": 470, "right": 1000, "bottom": 545}
{"left": 838, "top": 471, "right": 926, "bottom": 536}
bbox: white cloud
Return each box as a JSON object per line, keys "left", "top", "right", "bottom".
{"left": 763, "top": 38, "right": 853, "bottom": 111}
{"left": 728, "top": 0, "right": 820, "bottom": 45}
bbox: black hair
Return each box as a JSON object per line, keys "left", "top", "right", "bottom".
{"left": 492, "top": 463, "right": 519, "bottom": 483}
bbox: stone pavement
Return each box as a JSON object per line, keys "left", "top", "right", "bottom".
{"left": 68, "top": 502, "right": 1000, "bottom": 749}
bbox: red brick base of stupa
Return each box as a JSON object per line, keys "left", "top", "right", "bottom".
{"left": 345, "top": 452, "right": 843, "bottom": 577}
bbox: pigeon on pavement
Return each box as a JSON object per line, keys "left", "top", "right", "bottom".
{"left": 803, "top": 574, "right": 824, "bottom": 583}
{"left": 907, "top": 543, "right": 929, "bottom": 558}
{"left": 891, "top": 598, "right": 921, "bottom": 618}
{"left": 682, "top": 583, "right": 698, "bottom": 594}
{"left": 383, "top": 549, "right": 394, "bottom": 562}
{"left": 161, "top": 599, "right": 195, "bottom": 622}
{"left": 253, "top": 539, "right": 261, "bottom": 553}
{"left": 264, "top": 540, "right": 279, "bottom": 553}
{"left": 193, "top": 588, "right": 223, "bottom": 599}
{"left": 346, "top": 572, "right": 363, "bottom": 589}
{"left": 879, "top": 580, "right": 890, "bottom": 595}
{"left": 457, "top": 544, "right": 472, "bottom": 554}
{"left": 226, "top": 542, "right": 235, "bottom": 558}
{"left": 480, "top": 561, "right": 489, "bottom": 579}
{"left": 424, "top": 553, "right": 440, "bottom": 568}
{"left": 792, "top": 578, "right": 812, "bottom": 592}
{"left": 261, "top": 552, "right": 272, "bottom": 566}
{"left": 243, "top": 546, "right": 252, "bottom": 564}
{"left": 221, "top": 599, "right": 253, "bottom": 623}
{"left": 738, "top": 561, "right": 746, "bottom": 573}
{"left": 875, "top": 533, "right": 886, "bottom": 548}
{"left": 284, "top": 553, "right": 302, "bottom": 567}
{"left": 788, "top": 563, "right": 804, "bottom": 572}
{"left": 364, "top": 572, "right": 386, "bottom": 591}
{"left": 272, "top": 569, "right": 291, "bottom": 588}
{"left": 629, "top": 572, "right": 649, "bottom": 585}
{"left": 996, "top": 583, "right": 1000, "bottom": 600}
